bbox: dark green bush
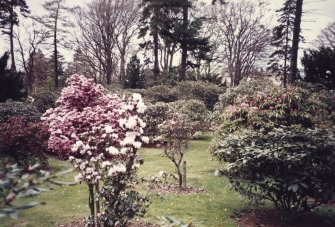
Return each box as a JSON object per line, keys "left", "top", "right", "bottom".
{"left": 214, "top": 127, "right": 335, "bottom": 222}
{"left": 0, "top": 102, "right": 41, "bottom": 122}
{"left": 143, "top": 102, "right": 171, "bottom": 140}
{"left": 212, "top": 82, "right": 335, "bottom": 221}
{"left": 175, "top": 81, "right": 225, "bottom": 110}
{"left": 31, "top": 90, "right": 58, "bottom": 113}
{"left": 0, "top": 52, "right": 27, "bottom": 103}
{"left": 168, "top": 99, "right": 211, "bottom": 131}
{"left": 145, "top": 85, "right": 179, "bottom": 103}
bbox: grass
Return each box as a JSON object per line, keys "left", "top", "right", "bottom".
{"left": 1, "top": 138, "right": 248, "bottom": 227}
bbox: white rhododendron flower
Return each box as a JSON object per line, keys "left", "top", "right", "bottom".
{"left": 125, "top": 116, "right": 138, "bottom": 129}
{"left": 137, "top": 101, "right": 146, "bottom": 114}
{"left": 108, "top": 163, "right": 127, "bottom": 176}
{"left": 105, "top": 125, "right": 113, "bottom": 134}
{"left": 132, "top": 93, "right": 142, "bottom": 101}
{"left": 141, "top": 136, "right": 149, "bottom": 144}
{"left": 108, "top": 146, "right": 119, "bottom": 155}
{"left": 133, "top": 141, "right": 142, "bottom": 149}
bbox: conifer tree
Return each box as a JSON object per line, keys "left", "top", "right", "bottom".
{"left": 124, "top": 55, "right": 145, "bottom": 89}
{"left": 268, "top": 0, "right": 296, "bottom": 87}
{"left": 0, "top": 0, "right": 29, "bottom": 71}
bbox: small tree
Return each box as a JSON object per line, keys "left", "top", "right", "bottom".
{"left": 124, "top": 55, "right": 145, "bottom": 89}
{"left": 159, "top": 113, "right": 196, "bottom": 190}
{"left": 42, "top": 74, "right": 149, "bottom": 226}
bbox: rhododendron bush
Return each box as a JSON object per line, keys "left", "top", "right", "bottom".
{"left": 42, "top": 75, "right": 149, "bottom": 226}
{"left": 211, "top": 83, "right": 335, "bottom": 222}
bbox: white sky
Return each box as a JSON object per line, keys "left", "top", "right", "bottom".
{"left": 0, "top": 0, "right": 334, "bottom": 63}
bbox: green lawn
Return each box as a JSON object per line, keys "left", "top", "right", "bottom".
{"left": 1, "top": 138, "right": 248, "bottom": 227}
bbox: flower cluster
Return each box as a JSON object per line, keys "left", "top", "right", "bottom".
{"left": 42, "top": 75, "right": 148, "bottom": 184}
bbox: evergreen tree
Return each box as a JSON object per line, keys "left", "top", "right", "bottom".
{"left": 289, "top": 0, "right": 304, "bottom": 85}
{"left": 139, "top": 0, "right": 210, "bottom": 81}
{"left": 268, "top": 0, "right": 296, "bottom": 87}
{"left": 302, "top": 47, "right": 335, "bottom": 89}
{"left": 0, "top": 52, "right": 27, "bottom": 102}
{"left": 124, "top": 55, "right": 145, "bottom": 89}
{"left": 0, "top": 0, "right": 29, "bottom": 71}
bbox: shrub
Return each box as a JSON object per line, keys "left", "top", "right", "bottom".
{"left": 212, "top": 83, "right": 335, "bottom": 221}
{"left": 145, "top": 85, "right": 179, "bottom": 103}
{"left": 0, "top": 102, "right": 41, "bottom": 123}
{"left": 42, "top": 74, "right": 149, "bottom": 226}
{"left": 159, "top": 113, "right": 197, "bottom": 190}
{"left": 175, "top": 81, "right": 225, "bottom": 110}
{"left": 214, "top": 127, "right": 335, "bottom": 222}
{"left": 143, "top": 102, "right": 170, "bottom": 140}
{"left": 31, "top": 90, "right": 58, "bottom": 113}
{"left": 213, "top": 79, "right": 274, "bottom": 121}
{"left": 168, "top": 99, "right": 211, "bottom": 131}
{"left": 0, "top": 117, "right": 49, "bottom": 168}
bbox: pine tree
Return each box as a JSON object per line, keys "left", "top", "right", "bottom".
{"left": 268, "top": 0, "right": 296, "bottom": 87}
{"left": 124, "top": 55, "right": 145, "bottom": 89}
{"left": 0, "top": 52, "right": 27, "bottom": 102}
{"left": 0, "top": 0, "right": 29, "bottom": 71}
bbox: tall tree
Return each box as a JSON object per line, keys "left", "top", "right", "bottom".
{"left": 0, "top": 0, "right": 29, "bottom": 71}
{"left": 15, "top": 23, "right": 50, "bottom": 93}
{"left": 288, "top": 0, "right": 303, "bottom": 85}
{"left": 33, "top": 0, "right": 71, "bottom": 89}
{"left": 139, "top": 0, "right": 164, "bottom": 81}
{"left": 212, "top": 0, "right": 270, "bottom": 86}
{"left": 74, "top": 0, "right": 138, "bottom": 85}
{"left": 268, "top": 0, "right": 296, "bottom": 87}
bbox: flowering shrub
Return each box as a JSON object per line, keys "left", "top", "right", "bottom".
{"left": 212, "top": 79, "right": 273, "bottom": 123}
{"left": 42, "top": 74, "right": 149, "bottom": 226}
{"left": 159, "top": 113, "right": 197, "bottom": 190}
{"left": 0, "top": 117, "right": 49, "bottom": 168}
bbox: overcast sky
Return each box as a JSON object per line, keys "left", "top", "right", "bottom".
{"left": 1, "top": 0, "right": 335, "bottom": 62}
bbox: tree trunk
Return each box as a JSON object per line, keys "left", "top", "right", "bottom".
{"left": 119, "top": 51, "right": 126, "bottom": 84}
{"left": 182, "top": 161, "right": 187, "bottom": 190}
{"left": 153, "top": 7, "right": 160, "bottom": 81}
{"left": 95, "top": 181, "right": 101, "bottom": 227}
{"left": 88, "top": 184, "right": 95, "bottom": 226}
{"left": 9, "top": 3, "right": 16, "bottom": 72}
{"left": 288, "top": 0, "right": 303, "bottom": 85}
{"left": 283, "top": 18, "right": 290, "bottom": 88}
{"left": 180, "top": 0, "right": 189, "bottom": 81}
{"left": 54, "top": 14, "right": 59, "bottom": 89}
{"left": 177, "top": 166, "right": 183, "bottom": 190}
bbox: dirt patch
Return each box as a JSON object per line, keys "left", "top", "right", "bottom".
{"left": 59, "top": 219, "right": 158, "bottom": 227}
{"left": 149, "top": 184, "right": 207, "bottom": 194}
{"left": 235, "top": 208, "right": 335, "bottom": 227}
